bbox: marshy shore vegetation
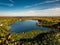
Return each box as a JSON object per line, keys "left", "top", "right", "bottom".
{"left": 0, "top": 17, "right": 60, "bottom": 45}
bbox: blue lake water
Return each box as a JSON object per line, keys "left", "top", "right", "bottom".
{"left": 9, "top": 20, "right": 50, "bottom": 33}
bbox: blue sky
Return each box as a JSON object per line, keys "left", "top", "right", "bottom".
{"left": 0, "top": 0, "right": 60, "bottom": 16}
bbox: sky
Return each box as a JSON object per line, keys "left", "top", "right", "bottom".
{"left": 0, "top": 0, "right": 60, "bottom": 16}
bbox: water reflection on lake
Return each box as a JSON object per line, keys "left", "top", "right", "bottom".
{"left": 9, "top": 20, "right": 50, "bottom": 33}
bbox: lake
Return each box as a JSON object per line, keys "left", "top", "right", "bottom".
{"left": 9, "top": 20, "right": 50, "bottom": 33}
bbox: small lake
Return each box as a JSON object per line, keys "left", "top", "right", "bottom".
{"left": 9, "top": 20, "right": 50, "bottom": 33}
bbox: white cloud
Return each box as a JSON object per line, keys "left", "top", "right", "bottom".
{"left": 0, "top": 0, "right": 14, "bottom": 7}
{"left": 0, "top": 7, "right": 60, "bottom": 16}
{"left": 25, "top": 0, "right": 60, "bottom": 8}
{"left": 9, "top": 0, "right": 14, "bottom": 3}
{"left": 0, "top": 3, "right": 14, "bottom": 7}
{"left": 8, "top": 3, "right": 14, "bottom": 7}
